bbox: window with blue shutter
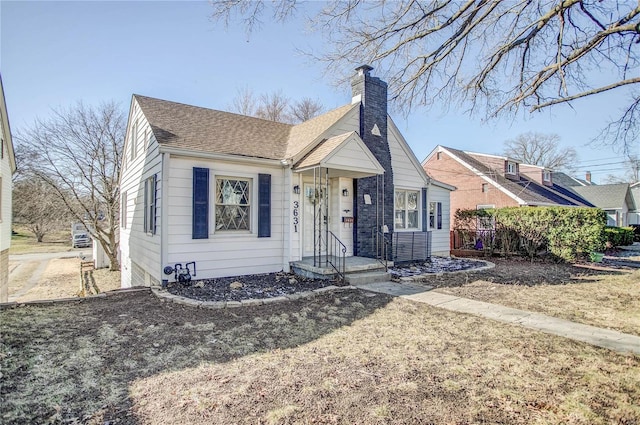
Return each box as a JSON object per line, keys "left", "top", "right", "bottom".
{"left": 258, "top": 174, "right": 271, "bottom": 238}
{"left": 192, "top": 167, "right": 209, "bottom": 239}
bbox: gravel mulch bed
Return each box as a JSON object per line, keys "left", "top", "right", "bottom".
{"left": 166, "top": 271, "right": 341, "bottom": 302}
{"left": 389, "top": 256, "right": 489, "bottom": 278}
{"left": 167, "top": 257, "right": 492, "bottom": 302}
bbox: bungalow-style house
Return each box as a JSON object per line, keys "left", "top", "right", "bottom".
{"left": 120, "top": 66, "right": 454, "bottom": 287}
{"left": 553, "top": 171, "right": 637, "bottom": 227}
{"left": 570, "top": 183, "right": 636, "bottom": 227}
{"left": 630, "top": 182, "right": 640, "bottom": 225}
{"left": 422, "top": 146, "right": 593, "bottom": 229}
{"left": 1, "top": 75, "right": 17, "bottom": 302}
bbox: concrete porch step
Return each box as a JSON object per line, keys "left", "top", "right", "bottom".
{"left": 345, "top": 270, "right": 391, "bottom": 285}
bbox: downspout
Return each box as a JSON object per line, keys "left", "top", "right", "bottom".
{"left": 160, "top": 152, "right": 170, "bottom": 286}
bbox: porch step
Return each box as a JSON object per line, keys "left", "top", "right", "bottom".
{"left": 345, "top": 270, "right": 391, "bottom": 285}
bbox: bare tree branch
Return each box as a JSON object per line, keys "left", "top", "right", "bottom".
{"left": 14, "top": 101, "right": 125, "bottom": 270}
{"left": 503, "top": 132, "right": 578, "bottom": 172}
{"left": 211, "top": 0, "right": 640, "bottom": 154}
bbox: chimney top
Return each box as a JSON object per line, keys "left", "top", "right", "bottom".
{"left": 355, "top": 64, "right": 374, "bottom": 76}
{"left": 586, "top": 171, "right": 591, "bottom": 183}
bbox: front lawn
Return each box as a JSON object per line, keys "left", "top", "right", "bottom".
{"left": 2, "top": 288, "right": 638, "bottom": 424}
{"left": 432, "top": 259, "right": 640, "bottom": 336}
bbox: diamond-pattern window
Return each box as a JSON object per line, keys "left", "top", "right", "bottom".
{"left": 215, "top": 178, "right": 250, "bottom": 231}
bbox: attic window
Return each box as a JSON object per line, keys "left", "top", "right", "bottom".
{"left": 482, "top": 183, "right": 489, "bottom": 193}
{"left": 543, "top": 170, "right": 551, "bottom": 182}
{"left": 506, "top": 161, "right": 517, "bottom": 175}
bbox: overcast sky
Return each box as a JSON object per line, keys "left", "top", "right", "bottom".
{"left": 1, "top": 1, "right": 633, "bottom": 182}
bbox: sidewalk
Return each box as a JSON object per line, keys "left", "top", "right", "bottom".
{"left": 357, "top": 281, "right": 640, "bottom": 355}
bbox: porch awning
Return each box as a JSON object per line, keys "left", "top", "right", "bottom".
{"left": 293, "top": 131, "right": 385, "bottom": 178}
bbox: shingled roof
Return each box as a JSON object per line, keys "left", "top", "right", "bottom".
{"left": 572, "top": 183, "right": 634, "bottom": 210}
{"left": 134, "top": 95, "right": 357, "bottom": 161}
{"left": 443, "top": 147, "right": 593, "bottom": 207}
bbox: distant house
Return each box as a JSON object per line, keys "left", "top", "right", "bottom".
{"left": 422, "top": 146, "right": 593, "bottom": 229}
{"left": 1, "top": 76, "right": 17, "bottom": 302}
{"left": 630, "top": 182, "right": 640, "bottom": 225}
{"left": 119, "top": 66, "right": 453, "bottom": 287}
{"left": 570, "top": 183, "right": 636, "bottom": 227}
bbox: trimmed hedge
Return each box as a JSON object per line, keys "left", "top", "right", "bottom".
{"left": 454, "top": 207, "right": 607, "bottom": 262}
{"left": 604, "top": 226, "right": 634, "bottom": 247}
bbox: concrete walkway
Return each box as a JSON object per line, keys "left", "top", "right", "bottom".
{"left": 357, "top": 281, "right": 640, "bottom": 355}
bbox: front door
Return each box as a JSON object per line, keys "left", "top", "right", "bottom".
{"left": 302, "top": 183, "right": 330, "bottom": 257}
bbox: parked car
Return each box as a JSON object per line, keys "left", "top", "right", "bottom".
{"left": 72, "top": 233, "right": 92, "bottom": 248}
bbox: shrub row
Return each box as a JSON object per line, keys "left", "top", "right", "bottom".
{"left": 454, "top": 207, "right": 607, "bottom": 262}
{"left": 604, "top": 226, "right": 634, "bottom": 247}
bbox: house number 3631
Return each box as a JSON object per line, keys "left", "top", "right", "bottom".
{"left": 292, "top": 201, "right": 299, "bottom": 232}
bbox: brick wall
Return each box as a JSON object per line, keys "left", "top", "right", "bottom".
{"left": 424, "top": 152, "right": 519, "bottom": 229}
{"left": 351, "top": 66, "right": 394, "bottom": 257}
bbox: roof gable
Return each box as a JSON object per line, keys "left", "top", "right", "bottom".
{"left": 433, "top": 146, "right": 593, "bottom": 207}
{"left": 294, "top": 131, "right": 384, "bottom": 177}
{"left": 286, "top": 103, "right": 358, "bottom": 160}
{"left": 573, "top": 183, "right": 632, "bottom": 210}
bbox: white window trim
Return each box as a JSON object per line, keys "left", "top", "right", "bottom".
{"left": 543, "top": 170, "right": 552, "bottom": 182}
{"left": 394, "top": 189, "right": 420, "bottom": 231}
{"left": 213, "top": 175, "right": 253, "bottom": 234}
{"left": 506, "top": 161, "right": 517, "bottom": 175}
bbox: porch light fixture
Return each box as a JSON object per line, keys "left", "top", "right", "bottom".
{"left": 342, "top": 188, "right": 349, "bottom": 197}
{"left": 293, "top": 185, "right": 300, "bottom": 194}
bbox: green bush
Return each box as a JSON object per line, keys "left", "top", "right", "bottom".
{"left": 453, "top": 207, "right": 607, "bottom": 262}
{"left": 604, "top": 226, "right": 634, "bottom": 247}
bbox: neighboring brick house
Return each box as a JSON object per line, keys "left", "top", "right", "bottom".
{"left": 120, "top": 66, "right": 454, "bottom": 287}
{"left": 421, "top": 146, "right": 593, "bottom": 229}
{"left": 1, "top": 75, "right": 17, "bottom": 302}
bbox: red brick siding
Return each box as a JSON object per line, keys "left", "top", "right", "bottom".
{"left": 424, "top": 152, "right": 519, "bottom": 229}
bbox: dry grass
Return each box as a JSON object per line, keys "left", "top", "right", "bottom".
{"left": 9, "top": 227, "right": 73, "bottom": 254}
{"left": 9, "top": 258, "right": 121, "bottom": 302}
{"left": 435, "top": 268, "right": 640, "bottom": 336}
{"left": 1, "top": 290, "right": 638, "bottom": 425}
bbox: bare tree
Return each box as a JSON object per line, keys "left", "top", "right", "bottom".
{"left": 212, "top": 1, "right": 640, "bottom": 154}
{"left": 503, "top": 132, "right": 578, "bottom": 171}
{"left": 228, "top": 86, "right": 258, "bottom": 116}
{"left": 255, "top": 91, "right": 290, "bottom": 122}
{"left": 603, "top": 154, "right": 640, "bottom": 183}
{"left": 289, "top": 97, "right": 324, "bottom": 123}
{"left": 15, "top": 101, "right": 124, "bottom": 271}
{"left": 12, "top": 176, "right": 69, "bottom": 242}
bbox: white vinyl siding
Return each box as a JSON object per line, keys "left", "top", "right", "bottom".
{"left": 166, "top": 157, "right": 287, "bottom": 279}
{"left": 119, "top": 98, "right": 162, "bottom": 288}
{"left": 429, "top": 184, "right": 451, "bottom": 257}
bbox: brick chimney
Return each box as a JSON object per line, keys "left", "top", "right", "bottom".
{"left": 586, "top": 171, "right": 591, "bottom": 184}
{"left": 351, "top": 65, "right": 394, "bottom": 257}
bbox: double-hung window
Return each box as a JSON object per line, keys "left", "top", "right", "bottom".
{"left": 429, "top": 201, "right": 442, "bottom": 229}
{"left": 395, "top": 190, "right": 419, "bottom": 230}
{"left": 215, "top": 177, "right": 251, "bottom": 231}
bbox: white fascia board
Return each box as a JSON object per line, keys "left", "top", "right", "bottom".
{"left": 159, "top": 146, "right": 285, "bottom": 167}
{"left": 430, "top": 179, "right": 456, "bottom": 191}
{"left": 388, "top": 116, "right": 430, "bottom": 185}
{"left": 421, "top": 145, "right": 444, "bottom": 166}
{"left": 290, "top": 104, "right": 360, "bottom": 165}
{"left": 440, "top": 146, "right": 527, "bottom": 205}
{"left": 323, "top": 132, "right": 385, "bottom": 174}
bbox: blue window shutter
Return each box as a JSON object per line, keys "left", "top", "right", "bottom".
{"left": 143, "top": 178, "right": 148, "bottom": 232}
{"left": 258, "top": 173, "right": 271, "bottom": 238}
{"left": 192, "top": 168, "right": 209, "bottom": 239}
{"left": 437, "top": 202, "right": 443, "bottom": 229}
{"left": 421, "top": 188, "right": 427, "bottom": 232}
